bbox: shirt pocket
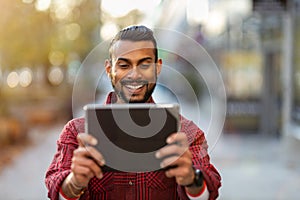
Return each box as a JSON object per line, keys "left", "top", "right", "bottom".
{"left": 146, "top": 171, "right": 178, "bottom": 200}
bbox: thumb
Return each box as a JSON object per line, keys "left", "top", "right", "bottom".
{"left": 77, "top": 133, "right": 98, "bottom": 147}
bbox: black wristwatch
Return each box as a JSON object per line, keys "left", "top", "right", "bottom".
{"left": 184, "top": 167, "right": 204, "bottom": 188}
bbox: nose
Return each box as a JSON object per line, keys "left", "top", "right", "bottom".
{"left": 127, "top": 67, "right": 142, "bottom": 80}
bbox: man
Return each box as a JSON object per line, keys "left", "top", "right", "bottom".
{"left": 45, "top": 25, "right": 221, "bottom": 200}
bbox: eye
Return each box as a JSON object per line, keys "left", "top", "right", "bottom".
{"left": 139, "top": 63, "right": 151, "bottom": 69}
{"left": 117, "top": 63, "right": 130, "bottom": 69}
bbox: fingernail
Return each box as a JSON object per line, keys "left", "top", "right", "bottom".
{"left": 160, "top": 162, "right": 165, "bottom": 168}
{"left": 166, "top": 137, "right": 172, "bottom": 144}
{"left": 101, "top": 159, "right": 105, "bottom": 165}
{"left": 91, "top": 138, "right": 97, "bottom": 145}
{"left": 155, "top": 151, "right": 160, "bottom": 158}
{"left": 98, "top": 173, "right": 103, "bottom": 179}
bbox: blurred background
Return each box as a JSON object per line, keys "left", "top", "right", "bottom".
{"left": 0, "top": 0, "right": 300, "bottom": 199}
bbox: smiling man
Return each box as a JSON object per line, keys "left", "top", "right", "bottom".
{"left": 106, "top": 39, "right": 160, "bottom": 103}
{"left": 45, "top": 25, "right": 221, "bottom": 200}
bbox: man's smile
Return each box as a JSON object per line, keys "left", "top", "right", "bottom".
{"left": 124, "top": 84, "right": 144, "bottom": 90}
{"left": 121, "top": 80, "right": 148, "bottom": 94}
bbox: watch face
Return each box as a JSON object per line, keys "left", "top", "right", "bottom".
{"left": 194, "top": 169, "right": 204, "bottom": 187}
{"left": 185, "top": 168, "right": 204, "bottom": 188}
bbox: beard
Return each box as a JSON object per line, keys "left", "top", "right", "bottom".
{"left": 111, "top": 79, "right": 157, "bottom": 103}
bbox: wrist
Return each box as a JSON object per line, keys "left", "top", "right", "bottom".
{"left": 183, "top": 167, "right": 204, "bottom": 188}
{"left": 62, "top": 173, "right": 85, "bottom": 199}
{"left": 185, "top": 180, "right": 206, "bottom": 197}
{"left": 59, "top": 187, "right": 79, "bottom": 200}
{"left": 68, "top": 173, "right": 86, "bottom": 190}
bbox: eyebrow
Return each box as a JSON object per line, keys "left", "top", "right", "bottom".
{"left": 116, "top": 57, "right": 153, "bottom": 65}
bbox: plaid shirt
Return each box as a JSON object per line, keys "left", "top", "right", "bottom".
{"left": 45, "top": 92, "right": 221, "bottom": 200}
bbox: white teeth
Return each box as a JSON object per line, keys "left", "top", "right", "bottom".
{"left": 126, "top": 85, "right": 143, "bottom": 89}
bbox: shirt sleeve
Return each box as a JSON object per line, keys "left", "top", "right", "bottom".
{"left": 45, "top": 118, "right": 84, "bottom": 200}
{"left": 177, "top": 116, "right": 221, "bottom": 200}
{"left": 186, "top": 181, "right": 209, "bottom": 200}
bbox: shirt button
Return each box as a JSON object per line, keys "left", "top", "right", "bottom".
{"left": 129, "top": 181, "right": 133, "bottom": 185}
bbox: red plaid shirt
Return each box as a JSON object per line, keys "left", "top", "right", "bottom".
{"left": 45, "top": 93, "right": 221, "bottom": 200}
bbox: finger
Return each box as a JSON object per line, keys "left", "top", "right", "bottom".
{"left": 71, "top": 164, "right": 95, "bottom": 180}
{"left": 167, "top": 132, "right": 188, "bottom": 147}
{"left": 72, "top": 156, "right": 103, "bottom": 179}
{"left": 160, "top": 155, "right": 180, "bottom": 169}
{"left": 74, "top": 146, "right": 105, "bottom": 166}
{"left": 84, "top": 146, "right": 106, "bottom": 166}
{"left": 165, "top": 168, "right": 189, "bottom": 184}
{"left": 69, "top": 172, "right": 89, "bottom": 188}
{"left": 165, "top": 165, "right": 195, "bottom": 186}
{"left": 165, "top": 166, "right": 184, "bottom": 178}
{"left": 165, "top": 162, "right": 191, "bottom": 175}
{"left": 155, "top": 143, "right": 182, "bottom": 159}
{"left": 156, "top": 137, "right": 190, "bottom": 159}
{"left": 77, "top": 133, "right": 98, "bottom": 147}
{"left": 161, "top": 152, "right": 192, "bottom": 169}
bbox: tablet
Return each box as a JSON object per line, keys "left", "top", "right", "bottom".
{"left": 84, "top": 103, "right": 180, "bottom": 172}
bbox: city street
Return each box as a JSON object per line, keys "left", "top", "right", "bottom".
{"left": 0, "top": 121, "right": 299, "bottom": 200}
{"left": 211, "top": 133, "right": 300, "bottom": 200}
{"left": 0, "top": 123, "right": 64, "bottom": 200}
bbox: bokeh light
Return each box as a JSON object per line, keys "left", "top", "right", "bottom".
{"left": 203, "top": 11, "right": 226, "bottom": 37}
{"left": 101, "top": 0, "right": 161, "bottom": 18}
{"left": 49, "top": 51, "right": 65, "bottom": 66}
{"left": 22, "top": 0, "right": 34, "bottom": 4}
{"left": 7, "top": 71, "right": 19, "bottom": 88}
{"left": 65, "top": 23, "right": 81, "bottom": 41}
{"left": 186, "top": 0, "right": 209, "bottom": 26}
{"left": 35, "top": 0, "right": 51, "bottom": 11}
{"left": 100, "top": 22, "right": 119, "bottom": 40}
{"left": 19, "top": 68, "right": 33, "bottom": 88}
{"left": 53, "top": 3, "right": 71, "bottom": 20}
{"left": 67, "top": 60, "right": 81, "bottom": 83}
{"left": 48, "top": 66, "right": 64, "bottom": 86}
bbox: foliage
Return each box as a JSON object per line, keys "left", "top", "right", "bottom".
{"left": 0, "top": 0, "right": 101, "bottom": 70}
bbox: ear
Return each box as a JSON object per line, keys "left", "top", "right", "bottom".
{"left": 105, "top": 59, "right": 112, "bottom": 78}
{"left": 156, "top": 58, "right": 162, "bottom": 76}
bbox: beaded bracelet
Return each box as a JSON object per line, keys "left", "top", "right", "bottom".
{"left": 67, "top": 175, "right": 85, "bottom": 198}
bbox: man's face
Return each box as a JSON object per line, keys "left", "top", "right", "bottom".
{"left": 105, "top": 40, "right": 162, "bottom": 103}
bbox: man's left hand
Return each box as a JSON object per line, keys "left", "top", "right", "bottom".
{"left": 155, "top": 132, "right": 195, "bottom": 186}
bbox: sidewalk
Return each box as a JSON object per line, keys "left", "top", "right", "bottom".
{"left": 210, "top": 133, "right": 300, "bottom": 200}
{"left": 0, "top": 123, "right": 64, "bottom": 200}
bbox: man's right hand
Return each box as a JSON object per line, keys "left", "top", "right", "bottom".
{"left": 71, "top": 133, "right": 106, "bottom": 187}
{"left": 61, "top": 133, "right": 105, "bottom": 198}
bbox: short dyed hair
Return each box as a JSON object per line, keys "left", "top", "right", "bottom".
{"left": 109, "top": 25, "right": 158, "bottom": 62}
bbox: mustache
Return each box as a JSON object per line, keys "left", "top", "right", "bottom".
{"left": 120, "top": 79, "right": 149, "bottom": 85}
